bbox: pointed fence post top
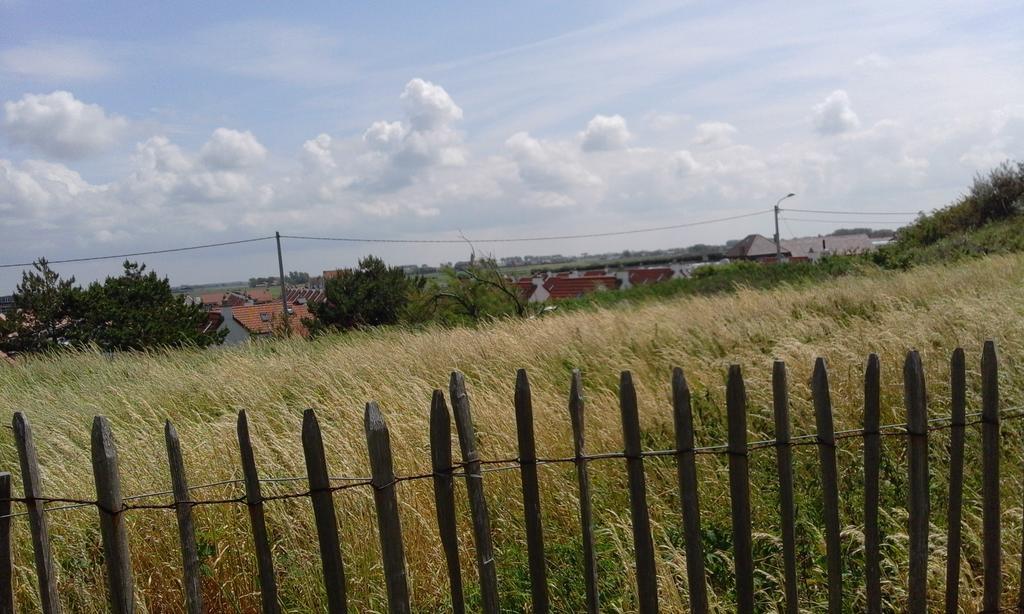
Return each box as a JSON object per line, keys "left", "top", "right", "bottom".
{"left": 866, "top": 352, "right": 880, "bottom": 373}
{"left": 365, "top": 401, "right": 387, "bottom": 435}
{"left": 11, "top": 411, "right": 29, "bottom": 438}
{"left": 430, "top": 390, "right": 449, "bottom": 428}
{"left": 302, "top": 408, "right": 321, "bottom": 442}
{"left": 91, "top": 416, "right": 118, "bottom": 466}
{"left": 671, "top": 366, "right": 688, "bottom": 395}
{"left": 449, "top": 371, "right": 466, "bottom": 403}
{"left": 570, "top": 369, "right": 583, "bottom": 402}
{"left": 164, "top": 419, "right": 178, "bottom": 442}
{"left": 727, "top": 364, "right": 745, "bottom": 405}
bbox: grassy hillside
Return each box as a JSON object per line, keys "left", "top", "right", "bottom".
{"left": 3, "top": 255, "right": 1024, "bottom": 611}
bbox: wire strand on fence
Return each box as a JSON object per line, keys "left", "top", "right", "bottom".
{"left": 2, "top": 406, "right": 1023, "bottom": 520}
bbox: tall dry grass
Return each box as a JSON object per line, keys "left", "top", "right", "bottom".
{"left": 3, "top": 254, "right": 1024, "bottom": 612}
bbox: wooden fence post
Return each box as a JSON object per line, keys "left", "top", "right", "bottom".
{"left": 11, "top": 412, "right": 60, "bottom": 614}
{"left": 944, "top": 349, "right": 966, "bottom": 614}
{"left": 771, "top": 361, "right": 798, "bottom": 614}
{"left": 726, "top": 365, "right": 754, "bottom": 614}
{"left": 981, "top": 341, "right": 1000, "bottom": 612}
{"left": 863, "top": 354, "right": 882, "bottom": 614}
{"left": 0, "top": 472, "right": 13, "bottom": 614}
{"left": 429, "top": 391, "right": 465, "bottom": 614}
{"left": 449, "top": 372, "right": 500, "bottom": 614}
{"left": 903, "top": 351, "right": 929, "bottom": 614}
{"left": 365, "top": 402, "right": 411, "bottom": 614}
{"left": 672, "top": 367, "right": 708, "bottom": 614}
{"left": 91, "top": 416, "right": 135, "bottom": 614}
{"left": 514, "top": 369, "right": 549, "bottom": 613}
{"left": 811, "top": 358, "right": 843, "bottom": 613}
{"left": 301, "top": 409, "right": 348, "bottom": 614}
{"left": 236, "top": 410, "right": 280, "bottom": 614}
{"left": 568, "top": 370, "right": 600, "bottom": 614}
{"left": 620, "top": 371, "right": 659, "bottom": 614}
{"left": 164, "top": 421, "right": 203, "bottom": 614}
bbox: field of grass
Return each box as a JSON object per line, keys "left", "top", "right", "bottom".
{"left": 4, "top": 254, "right": 1024, "bottom": 612}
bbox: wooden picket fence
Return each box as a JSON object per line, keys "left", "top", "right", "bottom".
{"left": 0, "top": 340, "right": 1022, "bottom": 613}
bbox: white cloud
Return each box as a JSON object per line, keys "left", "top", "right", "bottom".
{"left": 344, "top": 78, "right": 467, "bottom": 192}
{"left": 813, "top": 90, "right": 860, "bottom": 135}
{"left": 302, "top": 134, "right": 336, "bottom": 171}
{"left": 505, "top": 131, "right": 600, "bottom": 193}
{"left": 400, "top": 78, "right": 464, "bottom": 131}
{"left": 581, "top": 114, "right": 631, "bottom": 151}
{"left": 3, "top": 91, "right": 128, "bottom": 159}
{"left": 692, "top": 121, "right": 737, "bottom": 146}
{"left": 0, "top": 42, "right": 114, "bottom": 81}
{"left": 363, "top": 121, "right": 406, "bottom": 151}
{"left": 199, "top": 128, "right": 267, "bottom": 170}
{"left": 671, "top": 150, "right": 701, "bottom": 175}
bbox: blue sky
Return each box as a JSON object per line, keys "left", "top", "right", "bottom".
{"left": 1, "top": 0, "right": 1022, "bottom": 290}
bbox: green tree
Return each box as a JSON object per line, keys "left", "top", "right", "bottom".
{"left": 308, "top": 255, "right": 419, "bottom": 331}
{"left": 418, "top": 258, "right": 534, "bottom": 324}
{"left": 286, "top": 271, "right": 310, "bottom": 285}
{"left": 75, "top": 261, "right": 225, "bottom": 351}
{"left": 0, "top": 258, "right": 81, "bottom": 354}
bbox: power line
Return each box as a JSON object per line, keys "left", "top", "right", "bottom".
{"left": 782, "top": 208, "right": 920, "bottom": 216}
{"left": 281, "top": 209, "right": 773, "bottom": 244}
{"left": 0, "top": 210, "right": 772, "bottom": 270}
{"left": 0, "top": 236, "right": 276, "bottom": 269}
{"left": 781, "top": 217, "right": 911, "bottom": 225}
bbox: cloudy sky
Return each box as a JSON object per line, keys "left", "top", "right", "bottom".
{"left": 1, "top": 1, "right": 1022, "bottom": 291}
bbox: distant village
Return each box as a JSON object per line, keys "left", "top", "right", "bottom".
{"left": 172, "top": 231, "right": 887, "bottom": 346}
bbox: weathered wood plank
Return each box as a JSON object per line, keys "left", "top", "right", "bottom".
{"left": 620, "top": 371, "right": 659, "bottom": 614}
{"left": 236, "top": 410, "right": 280, "bottom": 614}
{"left": 863, "top": 354, "right": 882, "bottom": 614}
{"left": 449, "top": 372, "right": 500, "bottom": 614}
{"left": 726, "top": 365, "right": 754, "bottom": 614}
{"left": 944, "top": 348, "right": 966, "bottom": 614}
{"left": 811, "top": 358, "right": 843, "bottom": 613}
{"left": 771, "top": 361, "right": 798, "bottom": 614}
{"left": 429, "top": 391, "right": 465, "bottom": 614}
{"left": 514, "top": 369, "right": 549, "bottom": 613}
{"left": 981, "top": 341, "right": 1000, "bottom": 612}
{"left": 11, "top": 412, "right": 60, "bottom": 614}
{"left": 365, "top": 402, "right": 411, "bottom": 614}
{"left": 672, "top": 367, "right": 708, "bottom": 614}
{"left": 0, "top": 472, "right": 13, "bottom": 614}
{"left": 568, "top": 370, "right": 600, "bottom": 614}
{"left": 164, "top": 421, "right": 203, "bottom": 614}
{"left": 301, "top": 409, "right": 347, "bottom": 614}
{"left": 903, "top": 351, "right": 929, "bottom": 614}
{"left": 91, "top": 416, "right": 135, "bottom": 614}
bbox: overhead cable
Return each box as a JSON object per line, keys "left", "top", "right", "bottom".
{"left": 0, "top": 236, "right": 276, "bottom": 269}
{"left": 281, "top": 209, "right": 773, "bottom": 245}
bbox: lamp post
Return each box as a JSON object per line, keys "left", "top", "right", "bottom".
{"left": 774, "top": 193, "right": 796, "bottom": 260}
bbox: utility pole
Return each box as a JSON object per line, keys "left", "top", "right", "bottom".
{"left": 774, "top": 193, "right": 796, "bottom": 261}
{"left": 275, "top": 231, "right": 290, "bottom": 336}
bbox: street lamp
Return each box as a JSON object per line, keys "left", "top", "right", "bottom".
{"left": 774, "top": 193, "right": 796, "bottom": 260}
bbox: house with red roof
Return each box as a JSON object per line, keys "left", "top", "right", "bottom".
{"left": 626, "top": 267, "right": 675, "bottom": 286}
{"left": 541, "top": 275, "right": 619, "bottom": 300}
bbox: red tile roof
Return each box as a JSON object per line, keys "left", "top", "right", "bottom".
{"left": 285, "top": 288, "right": 326, "bottom": 304}
{"left": 582, "top": 270, "right": 608, "bottom": 276}
{"left": 199, "top": 292, "right": 224, "bottom": 306}
{"left": 542, "top": 275, "right": 619, "bottom": 299}
{"left": 246, "top": 288, "right": 274, "bottom": 303}
{"left": 231, "top": 302, "right": 311, "bottom": 337}
{"left": 513, "top": 279, "right": 536, "bottom": 300}
{"left": 628, "top": 267, "right": 674, "bottom": 285}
